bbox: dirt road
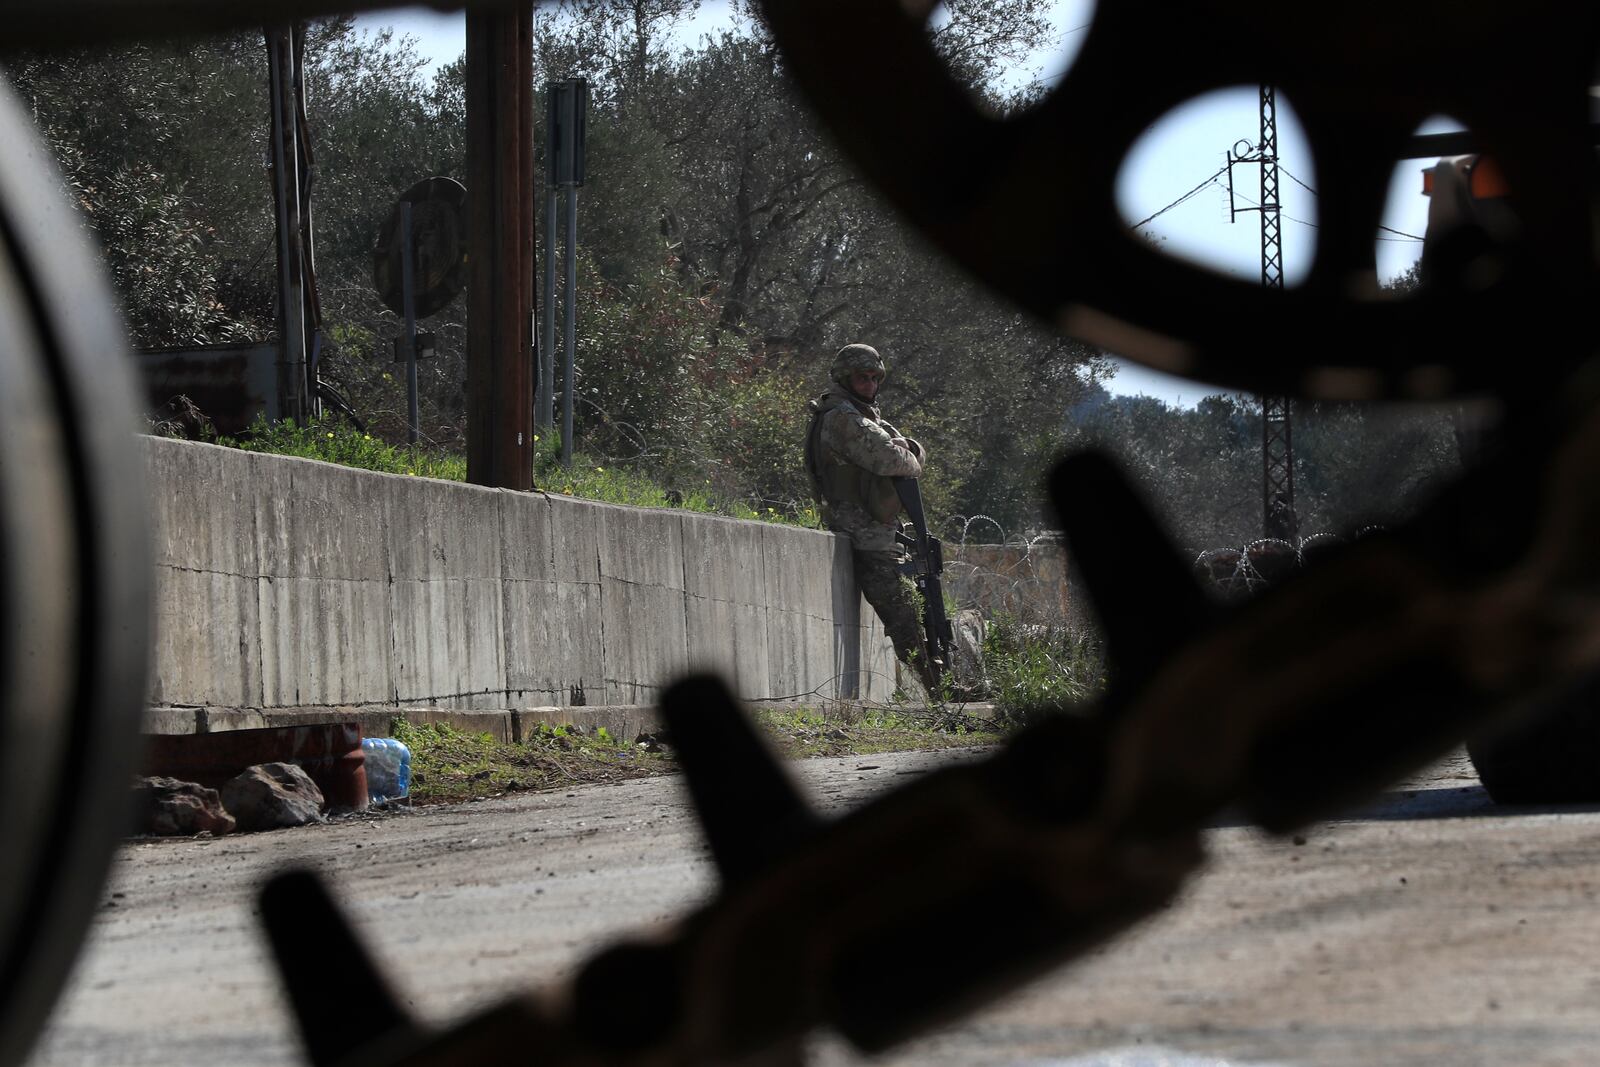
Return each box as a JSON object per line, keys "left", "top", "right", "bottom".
{"left": 26, "top": 748, "right": 1600, "bottom": 1066}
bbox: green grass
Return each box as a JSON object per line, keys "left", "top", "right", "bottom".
{"left": 212, "top": 415, "right": 821, "bottom": 529}
{"left": 983, "top": 614, "right": 1106, "bottom": 719}
{"left": 389, "top": 706, "right": 999, "bottom": 805}
{"left": 218, "top": 415, "right": 467, "bottom": 481}
{"left": 391, "top": 718, "right": 673, "bottom": 804}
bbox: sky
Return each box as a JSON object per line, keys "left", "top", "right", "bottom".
{"left": 356, "top": 1, "right": 1440, "bottom": 407}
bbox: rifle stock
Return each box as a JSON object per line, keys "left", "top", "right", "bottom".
{"left": 893, "top": 477, "right": 955, "bottom": 688}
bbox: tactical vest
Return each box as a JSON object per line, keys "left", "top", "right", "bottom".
{"left": 804, "top": 401, "right": 904, "bottom": 525}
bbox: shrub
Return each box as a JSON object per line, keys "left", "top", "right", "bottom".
{"left": 983, "top": 613, "right": 1106, "bottom": 719}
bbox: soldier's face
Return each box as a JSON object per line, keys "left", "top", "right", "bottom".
{"left": 850, "top": 369, "right": 883, "bottom": 399}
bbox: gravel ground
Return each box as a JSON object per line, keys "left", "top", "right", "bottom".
{"left": 29, "top": 747, "right": 1600, "bottom": 1067}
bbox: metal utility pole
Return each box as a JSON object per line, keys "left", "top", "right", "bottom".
{"left": 544, "top": 78, "right": 587, "bottom": 468}
{"left": 399, "top": 201, "right": 420, "bottom": 444}
{"left": 538, "top": 158, "right": 557, "bottom": 435}
{"left": 266, "top": 25, "right": 308, "bottom": 424}
{"left": 464, "top": 7, "right": 535, "bottom": 489}
{"left": 1227, "top": 84, "right": 1297, "bottom": 541}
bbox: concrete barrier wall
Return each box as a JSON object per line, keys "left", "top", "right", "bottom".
{"left": 945, "top": 542, "right": 1071, "bottom": 622}
{"left": 145, "top": 437, "right": 896, "bottom": 712}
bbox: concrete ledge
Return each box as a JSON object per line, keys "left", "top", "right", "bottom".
{"left": 144, "top": 704, "right": 516, "bottom": 743}
{"left": 145, "top": 699, "right": 998, "bottom": 745}
{"left": 516, "top": 705, "right": 668, "bottom": 744}
{"left": 146, "top": 438, "right": 899, "bottom": 712}
{"left": 143, "top": 706, "right": 203, "bottom": 735}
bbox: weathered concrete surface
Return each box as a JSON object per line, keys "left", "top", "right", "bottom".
{"left": 596, "top": 502, "right": 688, "bottom": 707}
{"left": 500, "top": 490, "right": 605, "bottom": 707}
{"left": 516, "top": 705, "right": 667, "bottom": 743}
{"left": 385, "top": 474, "right": 506, "bottom": 709}
{"left": 946, "top": 539, "right": 1070, "bottom": 623}
{"left": 142, "top": 438, "right": 895, "bottom": 719}
{"left": 147, "top": 441, "right": 262, "bottom": 707}
{"left": 145, "top": 699, "right": 976, "bottom": 745}
{"left": 682, "top": 511, "right": 771, "bottom": 697}
{"left": 254, "top": 450, "right": 393, "bottom": 708}
{"left": 764, "top": 522, "right": 844, "bottom": 701}
{"left": 32, "top": 751, "right": 1600, "bottom": 1067}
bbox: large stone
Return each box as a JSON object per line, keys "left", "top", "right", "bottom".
{"left": 134, "top": 776, "right": 235, "bottom": 836}
{"left": 221, "top": 762, "right": 325, "bottom": 832}
{"left": 949, "top": 608, "right": 990, "bottom": 700}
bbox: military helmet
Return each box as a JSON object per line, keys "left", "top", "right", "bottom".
{"left": 831, "top": 343, "right": 886, "bottom": 387}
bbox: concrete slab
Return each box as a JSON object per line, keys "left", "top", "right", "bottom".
{"left": 828, "top": 535, "right": 863, "bottom": 699}
{"left": 499, "top": 489, "right": 555, "bottom": 583}
{"left": 682, "top": 511, "right": 770, "bottom": 696}
{"left": 766, "top": 609, "right": 839, "bottom": 702}
{"left": 254, "top": 454, "right": 394, "bottom": 706}
{"left": 501, "top": 491, "right": 604, "bottom": 706}
{"left": 503, "top": 577, "right": 605, "bottom": 706}
{"left": 144, "top": 438, "right": 258, "bottom": 576}
{"left": 142, "top": 706, "right": 201, "bottom": 735}
{"left": 681, "top": 511, "right": 766, "bottom": 606}
{"left": 382, "top": 476, "right": 507, "bottom": 708}
{"left": 198, "top": 707, "right": 269, "bottom": 733}
{"left": 762, "top": 526, "right": 843, "bottom": 700}
{"left": 596, "top": 501, "right": 686, "bottom": 591}
{"left": 860, "top": 618, "right": 900, "bottom": 703}
{"left": 599, "top": 581, "right": 688, "bottom": 705}
{"left": 686, "top": 597, "right": 770, "bottom": 699}
{"left": 596, "top": 503, "right": 690, "bottom": 704}
{"left": 254, "top": 453, "right": 389, "bottom": 581}
{"left": 517, "top": 705, "right": 666, "bottom": 743}
{"left": 545, "top": 492, "right": 602, "bottom": 584}
{"left": 149, "top": 567, "right": 262, "bottom": 707}
{"left": 761, "top": 523, "right": 838, "bottom": 623}
{"left": 258, "top": 576, "right": 393, "bottom": 706}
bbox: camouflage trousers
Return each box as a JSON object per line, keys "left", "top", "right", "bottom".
{"left": 853, "top": 547, "right": 933, "bottom": 688}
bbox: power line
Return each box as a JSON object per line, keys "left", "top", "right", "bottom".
{"left": 1230, "top": 188, "right": 1317, "bottom": 230}
{"left": 1278, "top": 166, "right": 1425, "bottom": 241}
{"left": 1232, "top": 185, "right": 1424, "bottom": 242}
{"left": 1036, "top": 23, "right": 1098, "bottom": 84}
{"left": 1129, "top": 163, "right": 1230, "bottom": 231}
{"left": 1282, "top": 167, "right": 1319, "bottom": 197}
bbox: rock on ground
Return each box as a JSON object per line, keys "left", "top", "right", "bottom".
{"left": 221, "top": 763, "right": 324, "bottom": 832}
{"left": 132, "top": 776, "right": 235, "bottom": 836}
{"left": 950, "top": 608, "right": 990, "bottom": 700}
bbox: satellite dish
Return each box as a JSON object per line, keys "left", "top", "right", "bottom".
{"left": 372, "top": 176, "right": 468, "bottom": 319}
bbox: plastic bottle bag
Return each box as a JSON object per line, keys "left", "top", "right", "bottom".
{"left": 362, "top": 737, "right": 412, "bottom": 805}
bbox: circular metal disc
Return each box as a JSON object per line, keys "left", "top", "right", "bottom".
{"left": 372, "top": 176, "right": 469, "bottom": 321}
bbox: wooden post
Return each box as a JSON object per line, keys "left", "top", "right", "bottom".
{"left": 465, "top": 6, "right": 535, "bottom": 488}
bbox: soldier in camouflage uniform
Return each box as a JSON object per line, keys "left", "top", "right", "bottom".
{"left": 804, "top": 343, "right": 936, "bottom": 690}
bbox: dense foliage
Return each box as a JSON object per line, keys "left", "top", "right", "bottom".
{"left": 4, "top": 6, "right": 1462, "bottom": 547}
{"left": 1064, "top": 385, "right": 1463, "bottom": 553}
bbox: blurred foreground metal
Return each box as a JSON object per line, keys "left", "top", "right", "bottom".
{"left": 3, "top": 0, "right": 1600, "bottom": 1064}
{"left": 0, "top": 81, "right": 151, "bottom": 1066}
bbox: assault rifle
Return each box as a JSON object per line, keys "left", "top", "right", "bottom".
{"left": 893, "top": 476, "right": 956, "bottom": 690}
